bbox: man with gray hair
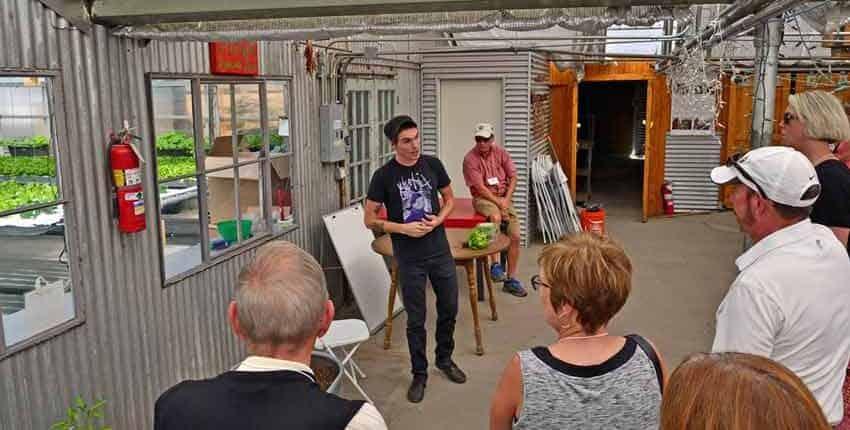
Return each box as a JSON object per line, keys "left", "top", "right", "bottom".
{"left": 154, "top": 241, "right": 387, "bottom": 430}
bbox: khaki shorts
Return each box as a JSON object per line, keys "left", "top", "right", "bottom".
{"left": 473, "top": 197, "right": 520, "bottom": 237}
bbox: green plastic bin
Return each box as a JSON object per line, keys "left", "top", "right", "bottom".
{"left": 217, "top": 219, "right": 253, "bottom": 242}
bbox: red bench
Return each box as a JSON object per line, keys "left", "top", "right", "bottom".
{"left": 377, "top": 197, "right": 487, "bottom": 228}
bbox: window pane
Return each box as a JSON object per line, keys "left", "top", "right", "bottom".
{"left": 151, "top": 80, "right": 198, "bottom": 182}
{"left": 159, "top": 178, "right": 202, "bottom": 279}
{"left": 206, "top": 160, "right": 266, "bottom": 248}
{"left": 0, "top": 204, "right": 74, "bottom": 347}
{"left": 270, "top": 155, "right": 294, "bottom": 231}
{"left": 202, "top": 84, "right": 234, "bottom": 158}
{"left": 1, "top": 77, "right": 60, "bottom": 214}
{"left": 0, "top": 77, "right": 51, "bottom": 140}
{"left": 206, "top": 170, "right": 237, "bottom": 255}
{"left": 267, "top": 81, "right": 290, "bottom": 155}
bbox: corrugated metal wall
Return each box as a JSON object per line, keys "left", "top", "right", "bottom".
{"left": 420, "top": 52, "right": 534, "bottom": 245}
{"left": 527, "top": 51, "right": 552, "bottom": 242}
{"left": 0, "top": 1, "right": 342, "bottom": 428}
{"left": 664, "top": 133, "right": 722, "bottom": 211}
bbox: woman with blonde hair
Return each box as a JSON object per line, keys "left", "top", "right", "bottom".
{"left": 661, "top": 352, "right": 831, "bottom": 430}
{"left": 781, "top": 90, "right": 850, "bottom": 247}
{"left": 490, "top": 232, "right": 665, "bottom": 430}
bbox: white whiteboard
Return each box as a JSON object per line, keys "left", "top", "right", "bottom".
{"left": 323, "top": 204, "right": 403, "bottom": 333}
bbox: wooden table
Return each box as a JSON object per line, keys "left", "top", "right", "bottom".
{"left": 371, "top": 229, "right": 510, "bottom": 355}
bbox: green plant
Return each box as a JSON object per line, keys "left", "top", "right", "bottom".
{"left": 51, "top": 397, "right": 111, "bottom": 430}
{"left": 0, "top": 135, "right": 50, "bottom": 148}
{"left": 0, "top": 181, "right": 58, "bottom": 212}
{"left": 243, "top": 133, "right": 283, "bottom": 151}
{"left": 157, "top": 156, "right": 196, "bottom": 180}
{"left": 0, "top": 156, "right": 56, "bottom": 177}
{"left": 155, "top": 131, "right": 195, "bottom": 155}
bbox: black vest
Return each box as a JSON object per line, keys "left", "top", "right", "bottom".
{"left": 155, "top": 370, "right": 365, "bottom": 429}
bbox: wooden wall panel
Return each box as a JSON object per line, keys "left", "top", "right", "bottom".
{"left": 549, "top": 64, "right": 578, "bottom": 198}
{"left": 584, "top": 62, "right": 656, "bottom": 81}
{"left": 718, "top": 72, "right": 849, "bottom": 207}
{"left": 643, "top": 76, "right": 672, "bottom": 220}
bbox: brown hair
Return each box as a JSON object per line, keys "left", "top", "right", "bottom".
{"left": 660, "top": 352, "right": 830, "bottom": 430}
{"left": 537, "top": 232, "right": 632, "bottom": 333}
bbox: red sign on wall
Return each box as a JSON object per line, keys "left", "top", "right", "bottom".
{"left": 209, "top": 41, "right": 259, "bottom": 76}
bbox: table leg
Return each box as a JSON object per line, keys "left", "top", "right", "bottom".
{"left": 476, "top": 258, "right": 485, "bottom": 302}
{"left": 383, "top": 259, "right": 399, "bottom": 350}
{"left": 465, "top": 260, "right": 484, "bottom": 355}
{"left": 482, "top": 257, "right": 498, "bottom": 321}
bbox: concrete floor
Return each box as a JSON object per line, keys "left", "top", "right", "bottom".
{"left": 340, "top": 171, "right": 745, "bottom": 429}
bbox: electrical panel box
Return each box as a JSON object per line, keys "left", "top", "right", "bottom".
{"left": 320, "top": 103, "right": 345, "bottom": 163}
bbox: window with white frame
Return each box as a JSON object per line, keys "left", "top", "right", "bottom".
{"left": 345, "top": 83, "right": 397, "bottom": 204}
{"left": 377, "top": 89, "right": 396, "bottom": 164}
{"left": 0, "top": 74, "right": 80, "bottom": 354}
{"left": 149, "top": 77, "right": 294, "bottom": 282}
{"left": 347, "top": 90, "right": 371, "bottom": 204}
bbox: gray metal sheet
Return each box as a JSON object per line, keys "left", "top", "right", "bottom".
{"left": 0, "top": 1, "right": 355, "bottom": 427}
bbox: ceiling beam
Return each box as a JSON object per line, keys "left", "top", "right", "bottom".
{"left": 91, "top": 0, "right": 731, "bottom": 26}
{"left": 38, "top": 0, "right": 92, "bottom": 32}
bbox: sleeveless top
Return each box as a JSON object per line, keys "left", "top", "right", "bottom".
{"left": 513, "top": 336, "right": 662, "bottom": 430}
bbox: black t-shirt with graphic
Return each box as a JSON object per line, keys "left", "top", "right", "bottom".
{"left": 811, "top": 159, "right": 850, "bottom": 228}
{"left": 367, "top": 155, "right": 452, "bottom": 262}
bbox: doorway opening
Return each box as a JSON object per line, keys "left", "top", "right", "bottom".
{"left": 576, "top": 80, "right": 647, "bottom": 216}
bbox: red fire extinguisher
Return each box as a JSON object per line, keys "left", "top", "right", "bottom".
{"left": 662, "top": 181, "right": 675, "bottom": 215}
{"left": 110, "top": 129, "right": 146, "bottom": 233}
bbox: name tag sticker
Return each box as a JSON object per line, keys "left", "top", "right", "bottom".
{"left": 486, "top": 177, "right": 499, "bottom": 186}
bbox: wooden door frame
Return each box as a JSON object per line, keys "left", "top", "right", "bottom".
{"left": 550, "top": 62, "right": 670, "bottom": 221}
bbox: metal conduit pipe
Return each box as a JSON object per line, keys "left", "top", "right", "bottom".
{"left": 681, "top": 0, "right": 775, "bottom": 52}
{"left": 324, "top": 32, "right": 690, "bottom": 50}
{"left": 713, "top": 0, "right": 802, "bottom": 44}
{"left": 339, "top": 46, "right": 677, "bottom": 60}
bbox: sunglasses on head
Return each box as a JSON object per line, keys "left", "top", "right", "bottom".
{"left": 727, "top": 153, "right": 767, "bottom": 198}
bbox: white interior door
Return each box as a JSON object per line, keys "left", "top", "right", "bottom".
{"left": 438, "top": 79, "right": 503, "bottom": 198}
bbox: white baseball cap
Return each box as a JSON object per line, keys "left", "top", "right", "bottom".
{"left": 474, "top": 123, "right": 495, "bottom": 139}
{"left": 710, "top": 146, "right": 820, "bottom": 207}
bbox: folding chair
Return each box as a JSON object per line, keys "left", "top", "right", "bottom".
{"left": 314, "top": 319, "right": 372, "bottom": 403}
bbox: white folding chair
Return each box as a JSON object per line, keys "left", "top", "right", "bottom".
{"left": 314, "top": 319, "right": 372, "bottom": 403}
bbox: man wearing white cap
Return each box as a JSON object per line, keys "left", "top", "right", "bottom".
{"left": 709, "top": 146, "right": 850, "bottom": 426}
{"left": 462, "top": 123, "right": 526, "bottom": 297}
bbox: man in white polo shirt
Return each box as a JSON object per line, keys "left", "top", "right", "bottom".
{"left": 710, "top": 146, "right": 850, "bottom": 426}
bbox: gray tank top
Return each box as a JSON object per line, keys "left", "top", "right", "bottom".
{"left": 513, "top": 336, "right": 662, "bottom": 430}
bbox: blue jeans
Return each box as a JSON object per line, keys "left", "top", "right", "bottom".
{"left": 398, "top": 252, "right": 458, "bottom": 377}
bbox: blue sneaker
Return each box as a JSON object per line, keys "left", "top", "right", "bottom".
{"left": 490, "top": 263, "right": 506, "bottom": 282}
{"left": 502, "top": 278, "right": 528, "bottom": 297}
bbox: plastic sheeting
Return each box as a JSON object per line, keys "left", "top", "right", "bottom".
{"left": 113, "top": 6, "right": 689, "bottom": 41}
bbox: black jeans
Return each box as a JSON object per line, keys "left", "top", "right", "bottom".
{"left": 398, "top": 252, "right": 458, "bottom": 377}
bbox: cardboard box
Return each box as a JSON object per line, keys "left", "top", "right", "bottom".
{"left": 204, "top": 142, "right": 291, "bottom": 227}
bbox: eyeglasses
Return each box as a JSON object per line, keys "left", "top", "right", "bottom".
{"left": 727, "top": 153, "right": 767, "bottom": 199}
{"left": 530, "top": 275, "right": 550, "bottom": 291}
{"left": 475, "top": 136, "right": 493, "bottom": 143}
{"left": 783, "top": 112, "right": 797, "bottom": 125}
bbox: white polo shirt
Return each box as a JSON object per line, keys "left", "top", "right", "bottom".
{"left": 712, "top": 219, "right": 850, "bottom": 425}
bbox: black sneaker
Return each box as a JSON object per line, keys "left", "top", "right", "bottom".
{"left": 407, "top": 375, "right": 427, "bottom": 403}
{"left": 436, "top": 361, "right": 467, "bottom": 384}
